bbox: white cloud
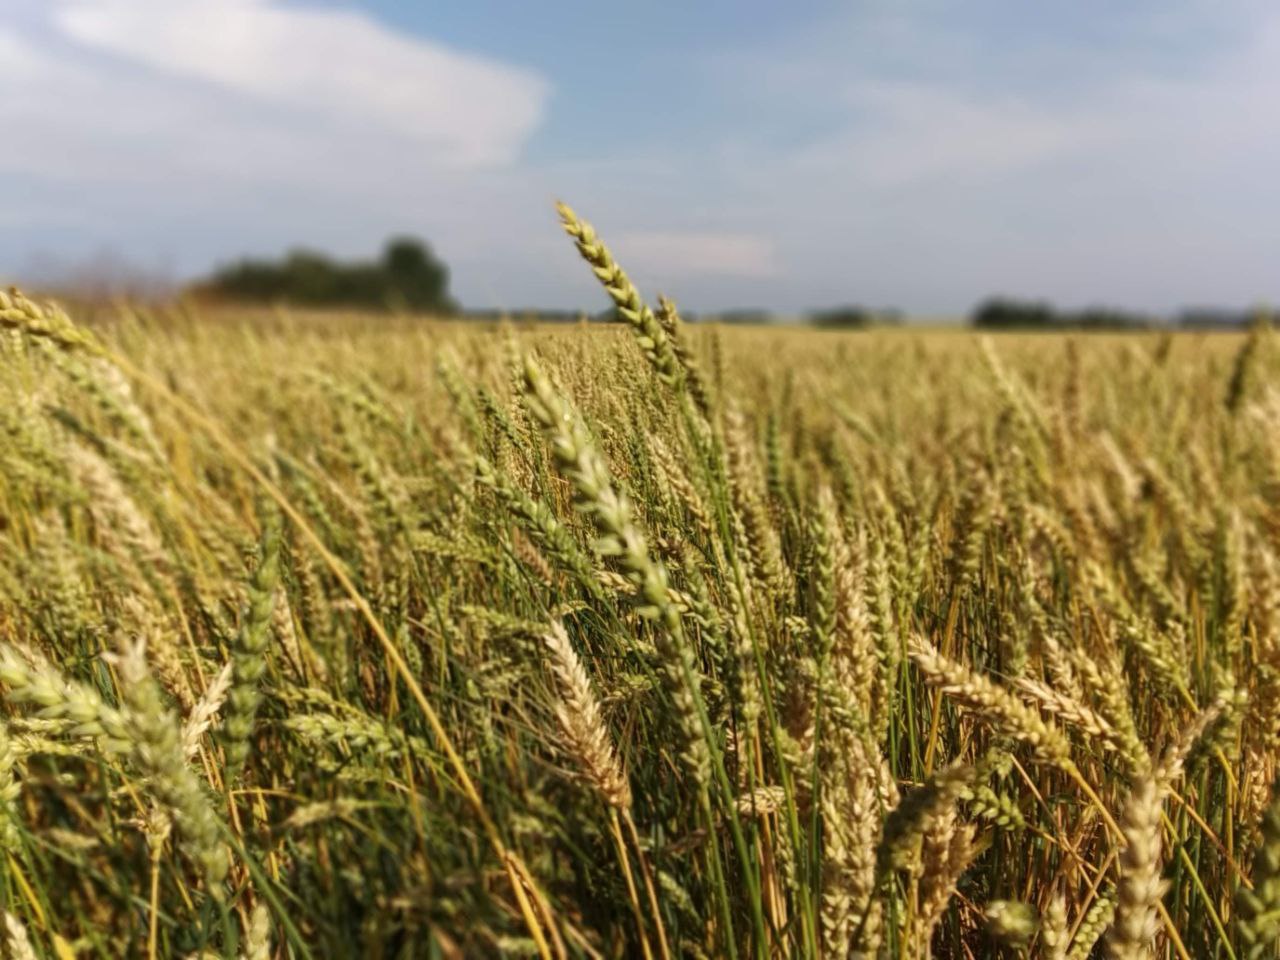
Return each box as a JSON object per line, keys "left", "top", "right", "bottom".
{"left": 613, "top": 231, "right": 781, "bottom": 279}
{"left": 0, "top": 0, "right": 558, "bottom": 303}
{"left": 735, "top": 2, "right": 1280, "bottom": 195}
{"left": 3, "top": 0, "right": 1280, "bottom": 313}
{"left": 795, "top": 84, "right": 1103, "bottom": 186}
{"left": 0, "top": 0, "right": 549, "bottom": 197}
{"left": 51, "top": 0, "right": 547, "bottom": 167}
{"left": 702, "top": 5, "right": 1280, "bottom": 312}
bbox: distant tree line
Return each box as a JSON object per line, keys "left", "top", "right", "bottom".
{"left": 191, "top": 239, "right": 1271, "bottom": 332}
{"left": 463, "top": 308, "right": 614, "bottom": 324}
{"left": 969, "top": 298, "right": 1276, "bottom": 330}
{"left": 971, "top": 297, "right": 1153, "bottom": 330}
{"left": 195, "top": 238, "right": 456, "bottom": 313}
{"left": 1176, "top": 307, "right": 1273, "bottom": 330}
{"left": 462, "top": 307, "right": 898, "bottom": 327}
{"left": 807, "top": 305, "right": 905, "bottom": 329}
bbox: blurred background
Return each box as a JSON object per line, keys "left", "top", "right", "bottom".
{"left": 2, "top": 0, "right": 1277, "bottom": 326}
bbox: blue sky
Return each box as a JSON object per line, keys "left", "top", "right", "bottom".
{"left": 2, "top": 0, "right": 1278, "bottom": 316}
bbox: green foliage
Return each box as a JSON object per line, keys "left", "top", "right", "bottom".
{"left": 808, "top": 305, "right": 904, "bottom": 329}
{"left": 809, "top": 305, "right": 871, "bottom": 329}
{"left": 973, "top": 296, "right": 1152, "bottom": 330}
{"left": 972, "top": 297, "right": 1056, "bottom": 329}
{"left": 197, "top": 236, "right": 457, "bottom": 313}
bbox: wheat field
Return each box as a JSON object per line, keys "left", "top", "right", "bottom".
{"left": 0, "top": 205, "right": 1277, "bottom": 959}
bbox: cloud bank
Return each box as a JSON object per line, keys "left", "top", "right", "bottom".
{"left": 2, "top": 0, "right": 1279, "bottom": 314}
{"left": 0, "top": 0, "right": 555, "bottom": 303}
{"left": 52, "top": 0, "right": 546, "bottom": 167}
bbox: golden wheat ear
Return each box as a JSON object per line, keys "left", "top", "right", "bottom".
{"left": 541, "top": 620, "right": 631, "bottom": 809}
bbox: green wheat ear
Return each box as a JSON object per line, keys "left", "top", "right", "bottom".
{"left": 1238, "top": 777, "right": 1280, "bottom": 958}
{"left": 0, "top": 288, "right": 102, "bottom": 354}
{"left": 221, "top": 508, "right": 283, "bottom": 779}
{"left": 554, "top": 201, "right": 682, "bottom": 385}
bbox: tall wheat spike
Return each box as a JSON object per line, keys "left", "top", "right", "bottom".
{"left": 0, "top": 202, "right": 1275, "bottom": 957}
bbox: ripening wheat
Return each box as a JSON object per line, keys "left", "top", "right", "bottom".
{"left": 0, "top": 213, "right": 1275, "bottom": 959}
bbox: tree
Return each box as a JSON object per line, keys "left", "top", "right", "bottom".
{"left": 809, "top": 305, "right": 871, "bottom": 329}
{"left": 971, "top": 297, "right": 1152, "bottom": 330}
{"left": 971, "top": 297, "right": 1055, "bottom": 329}
{"left": 807, "top": 305, "right": 904, "bottom": 328}
{"left": 380, "top": 238, "right": 454, "bottom": 311}
{"left": 196, "top": 237, "right": 457, "bottom": 313}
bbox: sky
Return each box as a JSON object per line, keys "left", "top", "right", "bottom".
{"left": 2, "top": 0, "right": 1279, "bottom": 316}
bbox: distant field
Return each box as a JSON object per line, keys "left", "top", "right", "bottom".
{"left": 0, "top": 219, "right": 1277, "bottom": 958}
